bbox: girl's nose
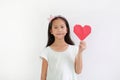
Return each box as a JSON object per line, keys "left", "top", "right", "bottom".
{"left": 58, "top": 28, "right": 62, "bottom": 31}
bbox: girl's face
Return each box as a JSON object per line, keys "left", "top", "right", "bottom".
{"left": 50, "top": 18, "right": 67, "bottom": 40}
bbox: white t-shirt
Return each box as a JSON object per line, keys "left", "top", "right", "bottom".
{"left": 40, "top": 45, "right": 79, "bottom": 80}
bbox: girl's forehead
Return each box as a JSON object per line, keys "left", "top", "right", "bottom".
{"left": 52, "top": 18, "right": 65, "bottom": 24}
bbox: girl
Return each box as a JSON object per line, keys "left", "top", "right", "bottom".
{"left": 40, "top": 16, "right": 86, "bottom": 80}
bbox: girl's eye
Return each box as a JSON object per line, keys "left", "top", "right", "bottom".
{"left": 61, "top": 26, "right": 64, "bottom": 28}
{"left": 54, "top": 26, "right": 58, "bottom": 29}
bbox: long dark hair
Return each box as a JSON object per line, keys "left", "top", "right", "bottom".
{"left": 46, "top": 15, "right": 74, "bottom": 47}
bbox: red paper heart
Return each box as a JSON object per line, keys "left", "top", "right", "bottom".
{"left": 74, "top": 24, "right": 91, "bottom": 40}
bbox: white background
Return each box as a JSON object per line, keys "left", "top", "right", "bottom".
{"left": 0, "top": 0, "right": 120, "bottom": 80}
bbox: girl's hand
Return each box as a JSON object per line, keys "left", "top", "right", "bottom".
{"left": 78, "top": 41, "right": 86, "bottom": 54}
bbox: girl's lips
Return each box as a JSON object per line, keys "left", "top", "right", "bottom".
{"left": 56, "top": 33, "right": 63, "bottom": 35}
{"left": 57, "top": 34, "right": 62, "bottom": 35}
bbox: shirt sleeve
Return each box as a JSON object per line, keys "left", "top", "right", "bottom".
{"left": 70, "top": 45, "right": 79, "bottom": 62}
{"left": 39, "top": 48, "right": 48, "bottom": 61}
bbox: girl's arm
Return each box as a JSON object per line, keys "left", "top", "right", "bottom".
{"left": 41, "top": 58, "right": 48, "bottom": 80}
{"left": 75, "top": 41, "right": 86, "bottom": 74}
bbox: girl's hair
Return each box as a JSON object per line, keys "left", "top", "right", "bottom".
{"left": 46, "top": 15, "right": 74, "bottom": 47}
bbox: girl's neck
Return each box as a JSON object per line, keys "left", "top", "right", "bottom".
{"left": 52, "top": 39, "right": 68, "bottom": 47}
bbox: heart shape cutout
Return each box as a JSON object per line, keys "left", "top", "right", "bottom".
{"left": 74, "top": 24, "right": 91, "bottom": 40}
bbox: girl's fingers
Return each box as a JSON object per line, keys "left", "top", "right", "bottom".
{"left": 79, "top": 41, "right": 86, "bottom": 50}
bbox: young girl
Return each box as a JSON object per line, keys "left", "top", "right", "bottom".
{"left": 40, "top": 16, "right": 86, "bottom": 80}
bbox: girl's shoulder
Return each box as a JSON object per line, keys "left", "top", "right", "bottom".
{"left": 68, "top": 44, "right": 79, "bottom": 52}
{"left": 69, "top": 44, "right": 78, "bottom": 49}
{"left": 41, "top": 46, "right": 50, "bottom": 53}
